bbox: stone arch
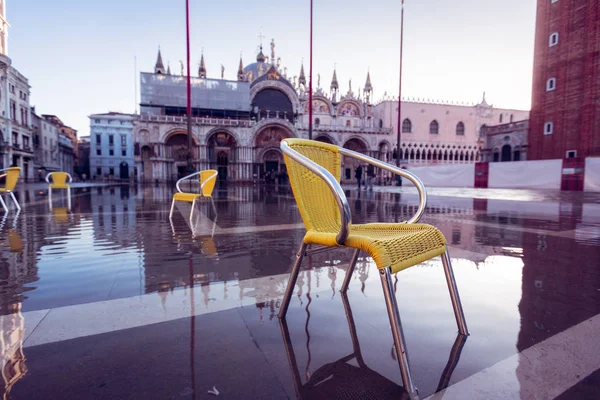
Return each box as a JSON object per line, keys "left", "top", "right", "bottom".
{"left": 314, "top": 133, "right": 336, "bottom": 145}
{"left": 253, "top": 122, "right": 295, "bottom": 149}
{"left": 164, "top": 129, "right": 199, "bottom": 146}
{"left": 343, "top": 136, "right": 369, "bottom": 152}
{"left": 305, "top": 95, "right": 334, "bottom": 116}
{"left": 205, "top": 127, "right": 241, "bottom": 145}
{"left": 250, "top": 81, "right": 300, "bottom": 112}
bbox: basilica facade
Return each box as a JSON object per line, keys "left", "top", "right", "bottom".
{"left": 132, "top": 42, "right": 529, "bottom": 183}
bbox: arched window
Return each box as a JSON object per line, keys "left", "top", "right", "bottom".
{"left": 510, "top": 114, "right": 514, "bottom": 123}
{"left": 315, "top": 117, "right": 320, "bottom": 127}
{"left": 429, "top": 120, "right": 439, "bottom": 134}
{"left": 546, "top": 77, "right": 556, "bottom": 91}
{"left": 456, "top": 122, "right": 465, "bottom": 136}
{"left": 345, "top": 120, "right": 351, "bottom": 127}
{"left": 499, "top": 114, "right": 503, "bottom": 123}
{"left": 549, "top": 32, "right": 559, "bottom": 47}
{"left": 379, "top": 119, "right": 383, "bottom": 128}
{"left": 402, "top": 118, "right": 412, "bottom": 133}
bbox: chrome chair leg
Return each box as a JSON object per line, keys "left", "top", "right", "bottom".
{"left": 441, "top": 250, "right": 469, "bottom": 335}
{"left": 189, "top": 199, "right": 196, "bottom": 225}
{"left": 278, "top": 242, "right": 308, "bottom": 319}
{"left": 169, "top": 199, "right": 176, "bottom": 219}
{"left": 341, "top": 248, "right": 361, "bottom": 293}
{"left": 380, "top": 267, "right": 419, "bottom": 400}
{"left": 67, "top": 187, "right": 72, "bottom": 210}
{"left": 48, "top": 187, "right": 53, "bottom": 210}
{"left": 0, "top": 195, "right": 7, "bottom": 213}
{"left": 9, "top": 192, "right": 20, "bottom": 211}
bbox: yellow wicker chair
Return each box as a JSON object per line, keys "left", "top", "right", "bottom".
{"left": 0, "top": 167, "right": 21, "bottom": 213}
{"left": 46, "top": 172, "right": 73, "bottom": 210}
{"left": 169, "top": 170, "right": 217, "bottom": 224}
{"left": 278, "top": 138, "right": 468, "bottom": 399}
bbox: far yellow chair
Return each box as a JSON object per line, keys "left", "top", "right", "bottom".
{"left": 0, "top": 167, "right": 21, "bottom": 213}
{"left": 46, "top": 172, "right": 73, "bottom": 210}
{"left": 169, "top": 170, "right": 218, "bottom": 224}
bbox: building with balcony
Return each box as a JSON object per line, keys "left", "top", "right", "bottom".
{"left": 0, "top": 1, "right": 33, "bottom": 180}
{"left": 31, "top": 110, "right": 60, "bottom": 180}
{"left": 120, "top": 42, "right": 529, "bottom": 183}
{"left": 89, "top": 113, "right": 135, "bottom": 179}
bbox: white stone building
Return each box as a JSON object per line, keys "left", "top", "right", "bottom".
{"left": 126, "top": 42, "right": 529, "bottom": 183}
{"left": 89, "top": 113, "right": 135, "bottom": 179}
{"left": 0, "top": 0, "right": 34, "bottom": 179}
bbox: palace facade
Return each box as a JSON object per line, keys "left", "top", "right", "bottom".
{"left": 130, "top": 42, "right": 529, "bottom": 183}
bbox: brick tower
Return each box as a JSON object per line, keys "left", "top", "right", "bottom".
{"left": 529, "top": 0, "right": 600, "bottom": 160}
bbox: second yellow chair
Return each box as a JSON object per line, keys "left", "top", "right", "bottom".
{"left": 169, "top": 170, "right": 217, "bottom": 224}
{"left": 46, "top": 172, "right": 73, "bottom": 210}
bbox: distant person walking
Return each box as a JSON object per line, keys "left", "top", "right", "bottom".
{"left": 366, "top": 164, "right": 375, "bottom": 191}
{"left": 355, "top": 165, "right": 363, "bottom": 190}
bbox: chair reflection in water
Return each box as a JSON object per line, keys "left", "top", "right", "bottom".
{"left": 280, "top": 293, "right": 467, "bottom": 399}
{"left": 46, "top": 172, "right": 73, "bottom": 210}
{"left": 0, "top": 167, "right": 21, "bottom": 213}
{"left": 278, "top": 139, "right": 468, "bottom": 399}
{"left": 170, "top": 170, "right": 217, "bottom": 225}
{"left": 169, "top": 186, "right": 219, "bottom": 258}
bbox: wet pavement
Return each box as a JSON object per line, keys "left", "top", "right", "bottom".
{"left": 1, "top": 183, "right": 599, "bottom": 399}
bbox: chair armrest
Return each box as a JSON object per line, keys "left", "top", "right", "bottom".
{"left": 45, "top": 173, "right": 51, "bottom": 183}
{"left": 67, "top": 173, "right": 73, "bottom": 184}
{"left": 281, "top": 140, "right": 351, "bottom": 245}
{"left": 338, "top": 147, "right": 428, "bottom": 224}
{"left": 176, "top": 171, "right": 202, "bottom": 193}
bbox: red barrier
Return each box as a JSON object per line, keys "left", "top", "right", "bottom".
{"left": 560, "top": 158, "right": 585, "bottom": 191}
{"left": 474, "top": 162, "right": 489, "bottom": 188}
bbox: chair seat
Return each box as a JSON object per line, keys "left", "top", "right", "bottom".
{"left": 304, "top": 223, "right": 447, "bottom": 274}
{"left": 50, "top": 184, "right": 70, "bottom": 189}
{"left": 0, "top": 188, "right": 6, "bottom": 193}
{"left": 173, "top": 192, "right": 204, "bottom": 202}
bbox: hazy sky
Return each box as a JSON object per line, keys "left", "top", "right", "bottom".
{"left": 9, "top": 0, "right": 536, "bottom": 135}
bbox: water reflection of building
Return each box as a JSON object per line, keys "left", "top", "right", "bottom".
{"left": 0, "top": 304, "right": 26, "bottom": 400}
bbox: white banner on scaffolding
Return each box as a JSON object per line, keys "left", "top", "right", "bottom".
{"left": 488, "top": 159, "right": 562, "bottom": 189}
{"left": 584, "top": 158, "right": 600, "bottom": 192}
{"left": 403, "top": 164, "right": 475, "bottom": 188}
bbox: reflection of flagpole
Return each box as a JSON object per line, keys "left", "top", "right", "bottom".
{"left": 189, "top": 253, "right": 196, "bottom": 397}
{"left": 395, "top": 0, "right": 405, "bottom": 185}
{"left": 308, "top": 0, "right": 313, "bottom": 140}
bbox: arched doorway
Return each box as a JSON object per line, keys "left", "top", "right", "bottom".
{"left": 254, "top": 125, "right": 293, "bottom": 179}
{"left": 166, "top": 133, "right": 197, "bottom": 179}
{"left": 119, "top": 161, "right": 129, "bottom": 179}
{"left": 208, "top": 132, "right": 237, "bottom": 181}
{"left": 501, "top": 144, "right": 512, "bottom": 162}
{"left": 342, "top": 138, "right": 368, "bottom": 180}
{"left": 315, "top": 135, "right": 333, "bottom": 144}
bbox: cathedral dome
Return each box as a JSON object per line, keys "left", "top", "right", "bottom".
{"left": 243, "top": 61, "right": 272, "bottom": 83}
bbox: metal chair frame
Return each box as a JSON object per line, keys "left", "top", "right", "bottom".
{"left": 0, "top": 168, "right": 21, "bottom": 213}
{"left": 278, "top": 140, "right": 469, "bottom": 399}
{"left": 169, "top": 170, "right": 218, "bottom": 225}
{"left": 45, "top": 172, "right": 73, "bottom": 210}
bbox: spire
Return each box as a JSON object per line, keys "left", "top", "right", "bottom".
{"left": 155, "top": 47, "right": 166, "bottom": 74}
{"left": 364, "top": 71, "right": 373, "bottom": 103}
{"left": 364, "top": 71, "right": 373, "bottom": 92}
{"left": 330, "top": 68, "right": 339, "bottom": 90}
{"left": 237, "top": 55, "right": 245, "bottom": 81}
{"left": 199, "top": 53, "right": 206, "bottom": 78}
{"left": 167, "top": 62, "right": 171, "bottom": 75}
{"left": 256, "top": 45, "right": 266, "bottom": 63}
{"left": 299, "top": 62, "right": 306, "bottom": 87}
{"left": 481, "top": 91, "right": 488, "bottom": 105}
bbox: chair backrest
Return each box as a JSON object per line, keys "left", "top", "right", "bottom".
{"left": 49, "top": 172, "right": 69, "bottom": 186}
{"left": 200, "top": 170, "right": 217, "bottom": 197}
{"left": 2, "top": 167, "right": 21, "bottom": 191}
{"left": 283, "top": 139, "right": 342, "bottom": 233}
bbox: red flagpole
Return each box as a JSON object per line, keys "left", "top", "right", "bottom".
{"left": 395, "top": 0, "right": 404, "bottom": 184}
{"left": 308, "top": 0, "right": 313, "bottom": 140}
{"left": 186, "top": 0, "right": 193, "bottom": 172}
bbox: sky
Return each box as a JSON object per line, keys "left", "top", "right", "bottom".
{"left": 8, "top": 0, "right": 536, "bottom": 136}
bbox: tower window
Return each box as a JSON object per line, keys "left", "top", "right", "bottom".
{"left": 544, "top": 122, "right": 553, "bottom": 135}
{"left": 549, "top": 32, "right": 559, "bottom": 47}
{"left": 546, "top": 78, "right": 556, "bottom": 91}
{"left": 566, "top": 150, "right": 577, "bottom": 158}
